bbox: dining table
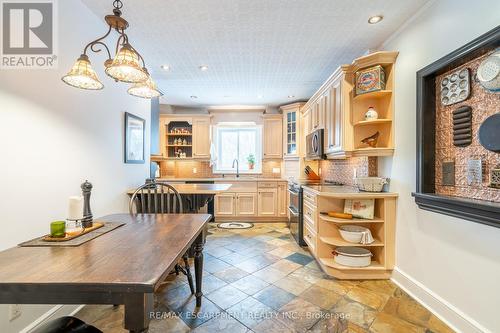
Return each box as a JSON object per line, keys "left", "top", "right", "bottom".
{"left": 0, "top": 213, "right": 210, "bottom": 333}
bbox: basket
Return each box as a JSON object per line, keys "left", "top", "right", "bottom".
{"left": 354, "top": 177, "right": 388, "bottom": 192}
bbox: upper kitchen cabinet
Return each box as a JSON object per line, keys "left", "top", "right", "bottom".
{"left": 302, "top": 51, "right": 398, "bottom": 158}
{"left": 159, "top": 114, "right": 212, "bottom": 160}
{"left": 346, "top": 51, "right": 398, "bottom": 157}
{"left": 280, "top": 102, "right": 305, "bottom": 160}
{"left": 192, "top": 116, "right": 212, "bottom": 159}
{"left": 262, "top": 114, "right": 283, "bottom": 159}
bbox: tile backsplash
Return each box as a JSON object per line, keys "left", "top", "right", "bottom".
{"left": 159, "top": 160, "right": 282, "bottom": 179}
{"left": 320, "top": 157, "right": 378, "bottom": 186}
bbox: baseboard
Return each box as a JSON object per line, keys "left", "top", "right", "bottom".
{"left": 391, "top": 267, "right": 489, "bottom": 333}
{"left": 21, "top": 304, "right": 84, "bottom": 333}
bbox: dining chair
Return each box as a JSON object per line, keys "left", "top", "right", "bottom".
{"left": 129, "top": 181, "right": 194, "bottom": 294}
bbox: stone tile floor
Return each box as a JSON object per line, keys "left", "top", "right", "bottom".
{"left": 76, "top": 223, "right": 455, "bottom": 332}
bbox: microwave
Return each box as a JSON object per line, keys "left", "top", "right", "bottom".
{"left": 306, "top": 128, "right": 325, "bottom": 160}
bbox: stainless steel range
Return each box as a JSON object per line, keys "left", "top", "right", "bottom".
{"left": 288, "top": 179, "right": 343, "bottom": 246}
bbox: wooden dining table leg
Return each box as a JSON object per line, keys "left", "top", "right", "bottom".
{"left": 124, "top": 292, "right": 153, "bottom": 332}
{"left": 194, "top": 232, "right": 204, "bottom": 307}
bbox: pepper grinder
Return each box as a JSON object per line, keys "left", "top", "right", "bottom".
{"left": 81, "top": 180, "right": 93, "bottom": 228}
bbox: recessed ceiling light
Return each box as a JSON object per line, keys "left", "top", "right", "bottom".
{"left": 199, "top": 65, "right": 209, "bottom": 71}
{"left": 190, "top": 95, "right": 198, "bottom": 99}
{"left": 257, "top": 94, "right": 263, "bottom": 99}
{"left": 160, "top": 64, "right": 170, "bottom": 71}
{"left": 288, "top": 95, "right": 295, "bottom": 98}
{"left": 368, "top": 15, "right": 383, "bottom": 24}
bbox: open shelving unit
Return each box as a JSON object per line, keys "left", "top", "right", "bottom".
{"left": 165, "top": 121, "right": 193, "bottom": 159}
{"left": 345, "top": 52, "right": 398, "bottom": 157}
{"left": 314, "top": 193, "right": 397, "bottom": 279}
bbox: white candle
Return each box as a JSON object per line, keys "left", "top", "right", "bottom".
{"left": 68, "top": 196, "right": 84, "bottom": 220}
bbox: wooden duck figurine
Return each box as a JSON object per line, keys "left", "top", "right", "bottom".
{"left": 361, "top": 131, "right": 380, "bottom": 148}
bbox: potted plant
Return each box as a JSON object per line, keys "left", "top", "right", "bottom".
{"left": 247, "top": 154, "right": 255, "bottom": 170}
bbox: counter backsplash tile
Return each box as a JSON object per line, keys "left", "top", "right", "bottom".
{"left": 320, "top": 157, "right": 377, "bottom": 186}
{"left": 159, "top": 160, "right": 282, "bottom": 179}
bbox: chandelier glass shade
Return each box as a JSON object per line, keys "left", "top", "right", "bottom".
{"left": 105, "top": 43, "right": 148, "bottom": 83}
{"left": 128, "top": 70, "right": 163, "bottom": 98}
{"left": 61, "top": 0, "right": 160, "bottom": 99}
{"left": 61, "top": 54, "right": 104, "bottom": 90}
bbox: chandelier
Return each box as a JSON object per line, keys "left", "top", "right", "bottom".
{"left": 61, "top": 0, "right": 162, "bottom": 99}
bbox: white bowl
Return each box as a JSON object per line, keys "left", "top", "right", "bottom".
{"left": 339, "top": 225, "right": 369, "bottom": 243}
{"left": 333, "top": 246, "right": 372, "bottom": 267}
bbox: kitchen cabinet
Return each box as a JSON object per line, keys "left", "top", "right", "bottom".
{"left": 277, "top": 183, "right": 288, "bottom": 218}
{"left": 258, "top": 188, "right": 277, "bottom": 216}
{"left": 262, "top": 115, "right": 282, "bottom": 159}
{"left": 280, "top": 103, "right": 305, "bottom": 160}
{"left": 214, "top": 194, "right": 235, "bottom": 216}
{"left": 192, "top": 117, "right": 211, "bottom": 159}
{"left": 235, "top": 193, "right": 257, "bottom": 216}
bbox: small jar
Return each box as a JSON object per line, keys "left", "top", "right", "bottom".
{"left": 50, "top": 221, "right": 66, "bottom": 238}
{"left": 365, "top": 106, "right": 378, "bottom": 121}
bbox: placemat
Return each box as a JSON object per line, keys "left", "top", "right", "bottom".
{"left": 19, "top": 221, "right": 125, "bottom": 247}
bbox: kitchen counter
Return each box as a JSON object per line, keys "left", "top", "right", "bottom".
{"left": 158, "top": 177, "right": 288, "bottom": 182}
{"left": 127, "top": 183, "right": 232, "bottom": 195}
{"left": 302, "top": 185, "right": 398, "bottom": 198}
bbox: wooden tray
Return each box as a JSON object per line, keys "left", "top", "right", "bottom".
{"left": 43, "top": 222, "right": 104, "bottom": 242}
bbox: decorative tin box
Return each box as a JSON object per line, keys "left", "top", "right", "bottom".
{"left": 355, "top": 65, "right": 386, "bottom": 95}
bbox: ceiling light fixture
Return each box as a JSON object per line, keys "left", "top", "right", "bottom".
{"left": 160, "top": 65, "right": 170, "bottom": 71}
{"left": 257, "top": 94, "right": 263, "bottom": 99}
{"left": 288, "top": 95, "right": 295, "bottom": 98}
{"left": 199, "top": 65, "right": 209, "bottom": 71}
{"left": 61, "top": 0, "right": 160, "bottom": 98}
{"left": 190, "top": 95, "right": 198, "bottom": 99}
{"left": 368, "top": 15, "right": 383, "bottom": 24}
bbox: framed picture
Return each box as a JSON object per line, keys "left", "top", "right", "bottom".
{"left": 344, "top": 199, "right": 375, "bottom": 219}
{"left": 124, "top": 112, "right": 145, "bottom": 164}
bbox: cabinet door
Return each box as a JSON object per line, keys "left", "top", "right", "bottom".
{"left": 258, "top": 188, "right": 277, "bottom": 216}
{"left": 284, "top": 110, "right": 299, "bottom": 158}
{"left": 277, "top": 183, "right": 288, "bottom": 217}
{"left": 328, "top": 80, "right": 343, "bottom": 153}
{"left": 215, "top": 194, "right": 235, "bottom": 216}
{"left": 192, "top": 118, "right": 211, "bottom": 159}
{"left": 236, "top": 193, "right": 257, "bottom": 216}
{"left": 263, "top": 117, "right": 282, "bottom": 159}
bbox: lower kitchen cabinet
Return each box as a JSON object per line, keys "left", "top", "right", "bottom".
{"left": 214, "top": 193, "right": 235, "bottom": 216}
{"left": 236, "top": 193, "right": 257, "bottom": 216}
{"left": 258, "top": 188, "right": 277, "bottom": 216}
{"left": 277, "top": 183, "right": 288, "bottom": 217}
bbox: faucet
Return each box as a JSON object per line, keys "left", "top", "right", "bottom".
{"left": 232, "top": 159, "right": 239, "bottom": 178}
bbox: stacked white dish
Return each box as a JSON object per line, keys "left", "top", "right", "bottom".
{"left": 338, "top": 225, "right": 374, "bottom": 244}
{"left": 333, "top": 247, "right": 372, "bottom": 267}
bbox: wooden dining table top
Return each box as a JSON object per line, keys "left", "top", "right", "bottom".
{"left": 0, "top": 213, "right": 211, "bottom": 294}
{"left": 126, "top": 183, "right": 232, "bottom": 195}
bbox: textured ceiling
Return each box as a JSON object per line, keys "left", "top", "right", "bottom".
{"left": 81, "top": 0, "right": 429, "bottom": 107}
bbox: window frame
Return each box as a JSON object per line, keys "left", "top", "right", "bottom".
{"left": 212, "top": 123, "right": 263, "bottom": 174}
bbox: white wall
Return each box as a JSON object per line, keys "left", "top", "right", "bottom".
{"left": 0, "top": 0, "right": 150, "bottom": 331}
{"left": 379, "top": 1, "right": 500, "bottom": 332}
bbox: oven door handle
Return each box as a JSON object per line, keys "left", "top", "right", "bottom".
{"left": 288, "top": 206, "right": 299, "bottom": 216}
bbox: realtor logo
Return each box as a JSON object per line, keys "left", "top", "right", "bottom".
{"left": 1, "top": 0, "right": 57, "bottom": 68}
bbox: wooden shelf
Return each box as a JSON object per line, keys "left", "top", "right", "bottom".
{"left": 167, "top": 133, "right": 192, "bottom": 136}
{"left": 353, "top": 119, "right": 392, "bottom": 127}
{"left": 353, "top": 90, "right": 392, "bottom": 101}
{"left": 319, "top": 214, "right": 384, "bottom": 223}
{"left": 167, "top": 145, "right": 192, "bottom": 147}
{"left": 320, "top": 257, "right": 385, "bottom": 270}
{"left": 352, "top": 147, "right": 394, "bottom": 157}
{"left": 319, "top": 236, "right": 384, "bottom": 247}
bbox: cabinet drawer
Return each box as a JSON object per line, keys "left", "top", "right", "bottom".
{"left": 303, "top": 222, "right": 317, "bottom": 254}
{"left": 303, "top": 190, "right": 317, "bottom": 206}
{"left": 303, "top": 202, "right": 317, "bottom": 229}
{"left": 258, "top": 181, "right": 277, "bottom": 188}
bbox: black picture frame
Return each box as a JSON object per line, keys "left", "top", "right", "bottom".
{"left": 124, "top": 112, "right": 145, "bottom": 164}
{"left": 412, "top": 25, "right": 500, "bottom": 228}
